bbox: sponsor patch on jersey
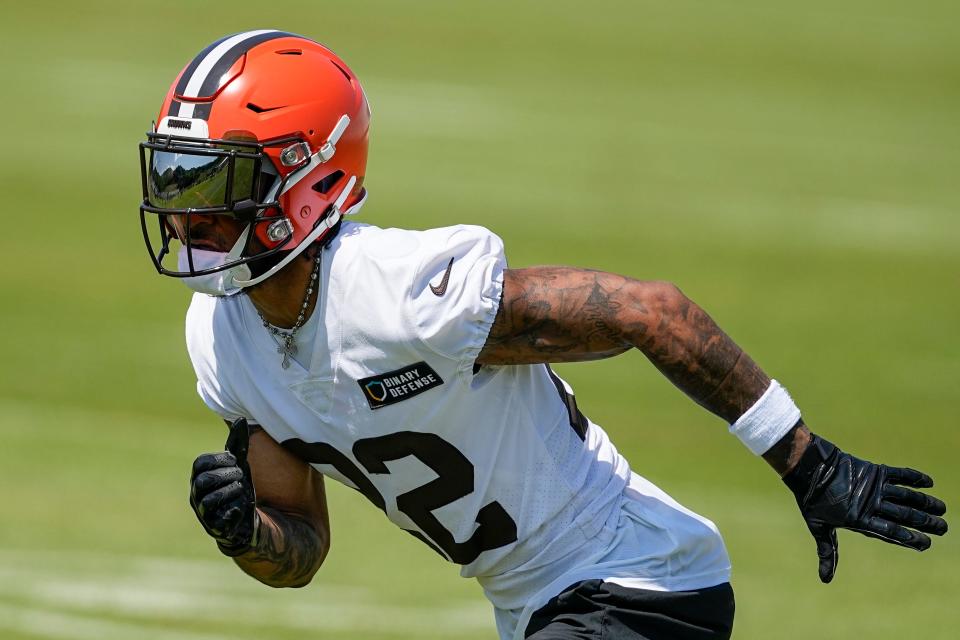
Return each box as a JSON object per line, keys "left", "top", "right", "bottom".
{"left": 357, "top": 361, "right": 444, "bottom": 410}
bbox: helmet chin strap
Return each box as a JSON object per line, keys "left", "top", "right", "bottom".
{"left": 230, "top": 175, "right": 362, "bottom": 289}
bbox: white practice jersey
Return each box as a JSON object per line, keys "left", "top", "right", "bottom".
{"left": 186, "top": 222, "right": 730, "bottom": 639}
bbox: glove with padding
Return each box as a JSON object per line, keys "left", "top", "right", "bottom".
{"left": 189, "top": 417, "right": 260, "bottom": 556}
{"left": 783, "top": 434, "right": 947, "bottom": 583}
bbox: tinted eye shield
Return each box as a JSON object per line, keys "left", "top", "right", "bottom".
{"left": 138, "top": 132, "right": 304, "bottom": 277}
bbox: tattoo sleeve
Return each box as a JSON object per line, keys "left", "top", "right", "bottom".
{"left": 477, "top": 267, "right": 810, "bottom": 472}
{"left": 233, "top": 506, "right": 329, "bottom": 588}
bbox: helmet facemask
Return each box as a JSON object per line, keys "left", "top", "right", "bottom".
{"left": 139, "top": 128, "right": 304, "bottom": 279}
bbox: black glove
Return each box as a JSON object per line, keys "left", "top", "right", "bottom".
{"left": 783, "top": 434, "right": 947, "bottom": 583}
{"left": 189, "top": 418, "right": 260, "bottom": 556}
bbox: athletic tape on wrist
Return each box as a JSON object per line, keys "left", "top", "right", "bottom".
{"left": 729, "top": 380, "right": 801, "bottom": 455}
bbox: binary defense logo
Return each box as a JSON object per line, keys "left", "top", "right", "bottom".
{"left": 357, "top": 362, "right": 444, "bottom": 410}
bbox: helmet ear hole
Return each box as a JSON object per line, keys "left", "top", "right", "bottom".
{"left": 312, "top": 170, "right": 344, "bottom": 194}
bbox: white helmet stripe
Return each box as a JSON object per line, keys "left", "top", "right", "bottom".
{"left": 176, "top": 29, "right": 281, "bottom": 119}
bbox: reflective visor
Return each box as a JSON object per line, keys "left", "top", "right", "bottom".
{"left": 146, "top": 145, "right": 258, "bottom": 212}
{"left": 139, "top": 131, "right": 303, "bottom": 278}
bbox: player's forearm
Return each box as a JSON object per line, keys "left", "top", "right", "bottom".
{"left": 613, "top": 279, "right": 815, "bottom": 472}
{"left": 624, "top": 282, "right": 814, "bottom": 473}
{"left": 482, "top": 268, "right": 810, "bottom": 472}
{"left": 485, "top": 268, "right": 770, "bottom": 419}
{"left": 233, "top": 506, "right": 329, "bottom": 588}
{"left": 620, "top": 280, "right": 770, "bottom": 422}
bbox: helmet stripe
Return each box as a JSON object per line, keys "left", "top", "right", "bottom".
{"left": 192, "top": 30, "right": 300, "bottom": 121}
{"left": 177, "top": 29, "right": 279, "bottom": 118}
{"left": 180, "top": 30, "right": 278, "bottom": 100}
{"left": 169, "top": 34, "right": 235, "bottom": 103}
{"left": 194, "top": 31, "right": 298, "bottom": 101}
{"left": 169, "top": 30, "right": 299, "bottom": 120}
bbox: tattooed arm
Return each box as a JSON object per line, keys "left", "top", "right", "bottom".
{"left": 234, "top": 426, "right": 331, "bottom": 588}
{"left": 476, "top": 267, "right": 949, "bottom": 577}
{"left": 476, "top": 267, "right": 810, "bottom": 474}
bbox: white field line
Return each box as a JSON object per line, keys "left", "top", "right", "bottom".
{"left": 0, "top": 602, "right": 235, "bottom": 640}
{"left": 0, "top": 549, "right": 491, "bottom": 637}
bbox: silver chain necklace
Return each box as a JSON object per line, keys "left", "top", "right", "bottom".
{"left": 256, "top": 250, "right": 322, "bottom": 369}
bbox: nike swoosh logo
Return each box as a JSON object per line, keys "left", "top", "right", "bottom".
{"left": 429, "top": 257, "right": 455, "bottom": 296}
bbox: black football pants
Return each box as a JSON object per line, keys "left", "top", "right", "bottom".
{"left": 524, "top": 580, "right": 735, "bottom": 640}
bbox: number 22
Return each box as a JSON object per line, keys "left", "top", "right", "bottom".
{"left": 283, "top": 431, "right": 518, "bottom": 565}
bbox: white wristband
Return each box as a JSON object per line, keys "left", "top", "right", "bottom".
{"left": 729, "top": 380, "right": 801, "bottom": 455}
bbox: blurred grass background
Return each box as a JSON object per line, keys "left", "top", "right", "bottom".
{"left": 0, "top": 0, "right": 957, "bottom": 638}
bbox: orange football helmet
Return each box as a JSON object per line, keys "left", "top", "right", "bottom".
{"left": 139, "top": 30, "right": 370, "bottom": 288}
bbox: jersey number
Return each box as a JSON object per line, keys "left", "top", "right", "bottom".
{"left": 283, "top": 432, "right": 518, "bottom": 565}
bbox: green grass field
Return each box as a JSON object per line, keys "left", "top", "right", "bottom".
{"left": 1, "top": 1, "right": 957, "bottom": 638}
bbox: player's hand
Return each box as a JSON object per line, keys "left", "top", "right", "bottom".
{"left": 189, "top": 417, "right": 260, "bottom": 556}
{"left": 783, "top": 434, "right": 947, "bottom": 583}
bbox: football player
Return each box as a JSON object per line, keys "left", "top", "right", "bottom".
{"left": 140, "top": 31, "right": 948, "bottom": 640}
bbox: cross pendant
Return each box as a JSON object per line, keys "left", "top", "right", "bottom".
{"left": 278, "top": 339, "right": 297, "bottom": 369}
